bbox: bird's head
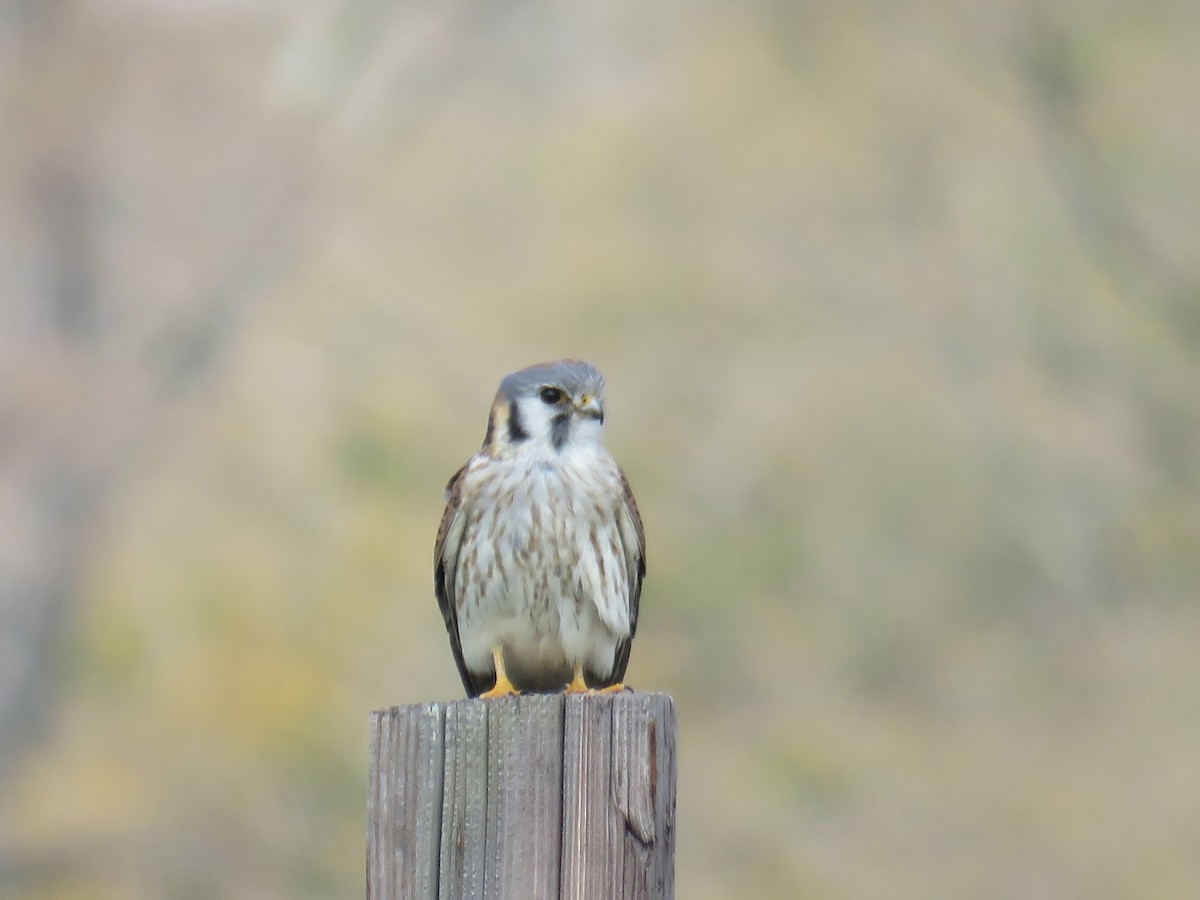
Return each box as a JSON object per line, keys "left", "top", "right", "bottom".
{"left": 482, "top": 359, "right": 607, "bottom": 456}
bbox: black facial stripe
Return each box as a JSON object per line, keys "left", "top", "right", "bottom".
{"left": 550, "top": 412, "right": 571, "bottom": 450}
{"left": 507, "top": 400, "right": 529, "bottom": 443}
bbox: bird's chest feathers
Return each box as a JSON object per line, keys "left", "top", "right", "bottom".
{"left": 475, "top": 448, "right": 614, "bottom": 548}
{"left": 460, "top": 445, "right": 624, "bottom": 618}
{"left": 456, "top": 442, "right": 631, "bottom": 666}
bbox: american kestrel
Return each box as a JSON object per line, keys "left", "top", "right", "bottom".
{"left": 433, "top": 359, "right": 645, "bottom": 698}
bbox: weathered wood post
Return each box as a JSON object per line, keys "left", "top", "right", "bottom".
{"left": 367, "top": 692, "right": 676, "bottom": 900}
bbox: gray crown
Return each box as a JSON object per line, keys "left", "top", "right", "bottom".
{"left": 496, "top": 359, "right": 606, "bottom": 402}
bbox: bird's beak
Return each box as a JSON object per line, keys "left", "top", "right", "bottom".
{"left": 574, "top": 394, "right": 604, "bottom": 422}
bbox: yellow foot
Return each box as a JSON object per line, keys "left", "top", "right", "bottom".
{"left": 478, "top": 680, "right": 520, "bottom": 699}
{"left": 478, "top": 647, "right": 521, "bottom": 698}
{"left": 596, "top": 682, "right": 631, "bottom": 694}
{"left": 563, "top": 667, "right": 631, "bottom": 695}
{"left": 564, "top": 670, "right": 591, "bottom": 694}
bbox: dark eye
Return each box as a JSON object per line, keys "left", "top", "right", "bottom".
{"left": 538, "top": 387, "right": 565, "bottom": 405}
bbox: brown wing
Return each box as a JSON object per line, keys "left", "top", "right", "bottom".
{"left": 606, "top": 466, "right": 646, "bottom": 684}
{"left": 433, "top": 461, "right": 491, "bottom": 697}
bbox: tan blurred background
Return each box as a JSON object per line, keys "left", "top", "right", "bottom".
{"left": 3, "top": 1, "right": 1199, "bottom": 897}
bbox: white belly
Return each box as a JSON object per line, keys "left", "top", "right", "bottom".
{"left": 454, "top": 450, "right": 631, "bottom": 690}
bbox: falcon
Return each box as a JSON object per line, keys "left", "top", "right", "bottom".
{"left": 433, "top": 359, "right": 645, "bottom": 698}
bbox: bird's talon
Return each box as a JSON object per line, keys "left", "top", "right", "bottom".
{"left": 479, "top": 684, "right": 520, "bottom": 699}
{"left": 478, "top": 647, "right": 520, "bottom": 698}
{"left": 564, "top": 671, "right": 591, "bottom": 694}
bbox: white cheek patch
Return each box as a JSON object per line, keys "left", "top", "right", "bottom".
{"left": 511, "top": 395, "right": 607, "bottom": 455}
{"left": 566, "top": 416, "right": 604, "bottom": 452}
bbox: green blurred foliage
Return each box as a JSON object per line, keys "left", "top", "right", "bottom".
{"left": 3, "top": 1, "right": 1199, "bottom": 898}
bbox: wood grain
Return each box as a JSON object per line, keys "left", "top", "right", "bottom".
{"left": 367, "top": 692, "right": 676, "bottom": 900}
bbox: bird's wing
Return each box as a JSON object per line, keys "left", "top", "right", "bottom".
{"left": 433, "top": 461, "right": 490, "bottom": 697}
{"left": 609, "top": 466, "right": 646, "bottom": 683}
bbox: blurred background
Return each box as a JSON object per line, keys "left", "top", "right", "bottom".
{"left": 2, "top": 0, "right": 1199, "bottom": 897}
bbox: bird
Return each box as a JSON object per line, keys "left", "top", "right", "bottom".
{"left": 433, "top": 359, "right": 645, "bottom": 698}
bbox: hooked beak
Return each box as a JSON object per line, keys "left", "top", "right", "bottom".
{"left": 574, "top": 393, "right": 604, "bottom": 423}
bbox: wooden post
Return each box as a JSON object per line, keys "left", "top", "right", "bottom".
{"left": 367, "top": 692, "right": 676, "bottom": 900}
